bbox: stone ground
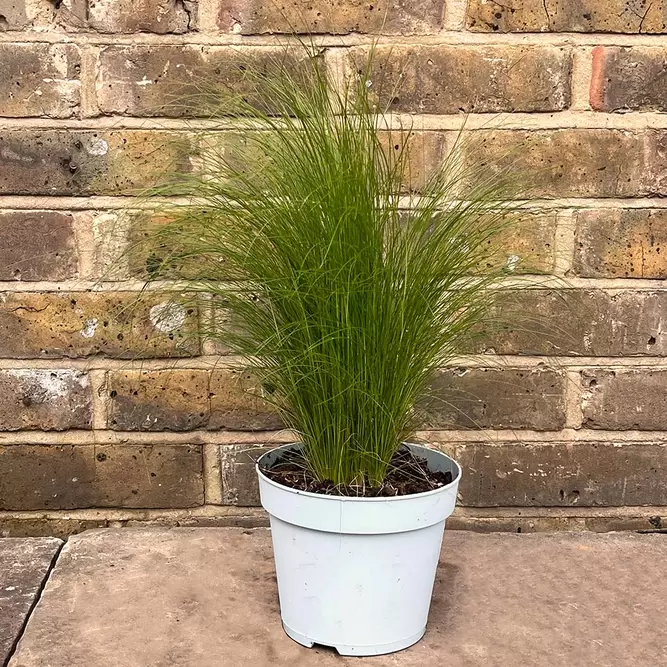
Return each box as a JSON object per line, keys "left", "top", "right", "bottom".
{"left": 1, "top": 529, "right": 666, "bottom": 667}
{"left": 0, "top": 538, "right": 62, "bottom": 666}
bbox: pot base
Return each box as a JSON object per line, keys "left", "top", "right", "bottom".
{"left": 283, "top": 622, "right": 426, "bottom": 656}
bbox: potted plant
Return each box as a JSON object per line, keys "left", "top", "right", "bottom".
{"left": 138, "top": 47, "right": 519, "bottom": 656}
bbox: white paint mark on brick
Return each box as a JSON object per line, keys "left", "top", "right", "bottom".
{"left": 1, "top": 147, "right": 33, "bottom": 163}
{"left": 149, "top": 302, "right": 187, "bottom": 333}
{"left": 6, "top": 369, "right": 89, "bottom": 400}
{"left": 85, "top": 138, "right": 109, "bottom": 156}
{"left": 80, "top": 318, "right": 99, "bottom": 338}
{"left": 506, "top": 254, "right": 520, "bottom": 271}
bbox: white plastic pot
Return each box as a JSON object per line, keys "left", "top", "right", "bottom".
{"left": 256, "top": 443, "right": 461, "bottom": 656}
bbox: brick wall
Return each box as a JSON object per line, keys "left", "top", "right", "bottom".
{"left": 1, "top": 0, "right": 666, "bottom": 536}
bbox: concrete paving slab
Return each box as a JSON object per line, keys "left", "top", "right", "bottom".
{"left": 8, "top": 528, "right": 667, "bottom": 667}
{"left": 0, "top": 538, "right": 62, "bottom": 666}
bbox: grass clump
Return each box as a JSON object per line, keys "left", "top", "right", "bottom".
{"left": 138, "top": 46, "right": 522, "bottom": 488}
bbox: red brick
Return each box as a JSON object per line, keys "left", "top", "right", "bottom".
{"left": 467, "top": 0, "right": 667, "bottom": 33}
{"left": 582, "top": 369, "right": 667, "bottom": 430}
{"left": 0, "top": 369, "right": 92, "bottom": 431}
{"left": 591, "top": 46, "right": 667, "bottom": 112}
{"left": 216, "top": 0, "right": 443, "bottom": 34}
{"left": 419, "top": 368, "right": 566, "bottom": 430}
{"left": 354, "top": 45, "right": 571, "bottom": 113}
{"left": 0, "top": 444, "right": 204, "bottom": 510}
{"left": 0, "top": 211, "right": 78, "bottom": 281}
{"left": 573, "top": 209, "right": 667, "bottom": 279}
{"left": 0, "top": 293, "right": 199, "bottom": 359}
{"left": 0, "top": 44, "right": 80, "bottom": 118}
{"left": 449, "top": 441, "right": 667, "bottom": 507}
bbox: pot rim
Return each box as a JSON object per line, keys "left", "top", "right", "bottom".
{"left": 256, "top": 442, "right": 461, "bottom": 503}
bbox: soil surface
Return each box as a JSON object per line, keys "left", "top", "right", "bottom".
{"left": 260, "top": 445, "right": 453, "bottom": 497}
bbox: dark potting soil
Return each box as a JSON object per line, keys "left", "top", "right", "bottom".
{"left": 260, "top": 445, "right": 453, "bottom": 497}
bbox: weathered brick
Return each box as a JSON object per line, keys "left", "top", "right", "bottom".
{"left": 217, "top": 0, "right": 443, "bottom": 35}
{"left": 0, "top": 44, "right": 80, "bottom": 117}
{"left": 0, "top": 211, "right": 77, "bottom": 281}
{"left": 0, "top": 369, "right": 92, "bottom": 431}
{"left": 419, "top": 368, "right": 566, "bottom": 430}
{"left": 96, "top": 45, "right": 315, "bottom": 117}
{"left": 199, "top": 128, "right": 445, "bottom": 193}
{"left": 483, "top": 212, "right": 557, "bottom": 274}
{"left": 107, "top": 368, "right": 278, "bottom": 431}
{"left": 467, "top": 0, "right": 667, "bottom": 33}
{"left": 582, "top": 369, "right": 667, "bottom": 430}
{"left": 126, "top": 212, "right": 206, "bottom": 280}
{"left": 463, "top": 130, "right": 667, "bottom": 199}
{"left": 404, "top": 210, "right": 555, "bottom": 274}
{"left": 223, "top": 440, "right": 667, "bottom": 508}
{"left": 85, "top": 211, "right": 130, "bottom": 281}
{"left": 449, "top": 441, "right": 667, "bottom": 506}
{"left": 0, "top": 444, "right": 204, "bottom": 510}
{"left": 0, "top": 517, "right": 115, "bottom": 539}
{"left": 94, "top": 45, "right": 215, "bottom": 117}
{"left": 209, "top": 369, "right": 281, "bottom": 430}
{"left": 446, "top": 514, "right": 667, "bottom": 534}
{"left": 46, "top": 0, "right": 88, "bottom": 30}
{"left": 88, "top": 0, "right": 197, "bottom": 33}
{"left": 591, "top": 46, "right": 667, "bottom": 112}
{"left": 478, "top": 289, "right": 667, "bottom": 356}
{"left": 354, "top": 45, "right": 571, "bottom": 113}
{"left": 0, "top": 513, "right": 268, "bottom": 537}
{"left": 0, "top": 292, "right": 198, "bottom": 359}
{"left": 383, "top": 131, "right": 448, "bottom": 192}
{"left": 0, "top": 131, "right": 195, "bottom": 196}
{"left": 0, "top": 0, "right": 198, "bottom": 32}
{"left": 108, "top": 370, "right": 210, "bottom": 431}
{"left": 0, "top": 0, "right": 29, "bottom": 29}
{"left": 573, "top": 209, "right": 667, "bottom": 279}
{"left": 89, "top": 210, "right": 168, "bottom": 282}
{"left": 215, "top": 129, "right": 445, "bottom": 193}
{"left": 220, "top": 444, "right": 270, "bottom": 505}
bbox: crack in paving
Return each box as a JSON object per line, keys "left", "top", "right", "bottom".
{"left": 2, "top": 540, "right": 65, "bottom": 667}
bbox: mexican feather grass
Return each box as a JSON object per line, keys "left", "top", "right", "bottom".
{"left": 137, "top": 46, "right": 524, "bottom": 488}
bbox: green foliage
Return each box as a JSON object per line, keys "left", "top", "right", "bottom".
{"left": 138, "top": 46, "right": 522, "bottom": 487}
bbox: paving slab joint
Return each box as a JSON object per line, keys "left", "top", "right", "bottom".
{"left": 2, "top": 540, "right": 65, "bottom": 667}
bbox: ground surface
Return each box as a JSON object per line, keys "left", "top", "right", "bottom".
{"left": 0, "top": 538, "right": 62, "bottom": 666}
{"left": 2, "top": 528, "right": 666, "bottom": 666}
